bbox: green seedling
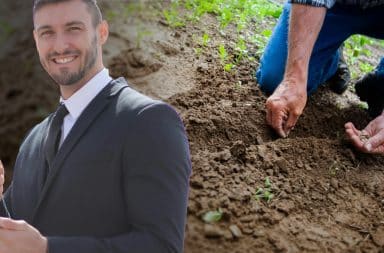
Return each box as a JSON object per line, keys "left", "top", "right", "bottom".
{"left": 358, "top": 102, "right": 369, "bottom": 110}
{"left": 163, "top": 1, "right": 185, "bottom": 28}
{"left": 194, "top": 47, "right": 203, "bottom": 56}
{"left": 219, "top": 7, "right": 233, "bottom": 28}
{"left": 224, "top": 63, "right": 234, "bottom": 72}
{"left": 236, "top": 12, "right": 247, "bottom": 32}
{"left": 344, "top": 34, "right": 375, "bottom": 77}
{"left": 218, "top": 44, "right": 235, "bottom": 72}
{"left": 250, "top": 32, "right": 270, "bottom": 57}
{"left": 201, "top": 33, "right": 210, "bottom": 47}
{"left": 203, "top": 209, "right": 223, "bottom": 223}
{"left": 163, "top": 9, "right": 185, "bottom": 28}
{"left": 254, "top": 177, "right": 274, "bottom": 203}
{"left": 265, "top": 176, "right": 272, "bottom": 188}
{"left": 358, "top": 62, "right": 374, "bottom": 74}
{"left": 218, "top": 44, "right": 228, "bottom": 63}
{"left": 160, "top": 0, "right": 283, "bottom": 74}
{"left": 261, "top": 29, "right": 272, "bottom": 37}
{"left": 328, "top": 161, "right": 340, "bottom": 177}
{"left": 234, "top": 37, "right": 248, "bottom": 62}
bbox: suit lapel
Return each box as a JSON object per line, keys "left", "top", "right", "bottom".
{"left": 31, "top": 78, "right": 128, "bottom": 222}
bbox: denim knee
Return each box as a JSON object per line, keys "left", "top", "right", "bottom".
{"left": 375, "top": 58, "right": 384, "bottom": 75}
{"left": 255, "top": 65, "right": 283, "bottom": 95}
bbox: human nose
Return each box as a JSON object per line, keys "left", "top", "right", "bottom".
{"left": 52, "top": 32, "right": 70, "bottom": 54}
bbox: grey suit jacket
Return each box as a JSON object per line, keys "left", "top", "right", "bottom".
{"left": 3, "top": 78, "right": 191, "bottom": 253}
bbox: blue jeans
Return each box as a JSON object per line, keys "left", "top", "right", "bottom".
{"left": 256, "top": 3, "right": 384, "bottom": 95}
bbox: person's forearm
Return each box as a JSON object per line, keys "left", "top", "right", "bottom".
{"left": 284, "top": 4, "right": 326, "bottom": 86}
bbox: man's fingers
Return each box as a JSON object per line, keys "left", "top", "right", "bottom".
{"left": 0, "top": 218, "right": 27, "bottom": 231}
{"left": 345, "top": 122, "right": 384, "bottom": 154}
{"left": 266, "top": 99, "right": 287, "bottom": 137}
{"left": 271, "top": 111, "right": 287, "bottom": 138}
{"left": 364, "top": 129, "right": 384, "bottom": 153}
{"left": 344, "top": 123, "right": 367, "bottom": 151}
{"left": 284, "top": 111, "right": 300, "bottom": 136}
{"left": 350, "top": 134, "right": 366, "bottom": 151}
{"left": 344, "top": 122, "right": 359, "bottom": 135}
{"left": 345, "top": 123, "right": 360, "bottom": 139}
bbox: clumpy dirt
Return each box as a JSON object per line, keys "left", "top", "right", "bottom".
{"left": 1, "top": 1, "right": 384, "bottom": 252}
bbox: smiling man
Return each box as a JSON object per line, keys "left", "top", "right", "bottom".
{"left": 0, "top": 0, "right": 191, "bottom": 252}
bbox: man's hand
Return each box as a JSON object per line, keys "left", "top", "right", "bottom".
{"left": 0, "top": 218, "right": 47, "bottom": 253}
{"left": 266, "top": 80, "right": 307, "bottom": 137}
{"left": 264, "top": 4, "right": 325, "bottom": 138}
{"left": 345, "top": 113, "right": 384, "bottom": 154}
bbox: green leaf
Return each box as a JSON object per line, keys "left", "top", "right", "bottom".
{"left": 261, "top": 29, "right": 272, "bottom": 37}
{"left": 264, "top": 191, "right": 274, "bottom": 202}
{"left": 203, "top": 210, "right": 223, "bottom": 223}
{"left": 265, "top": 177, "right": 271, "bottom": 188}
{"left": 224, "top": 63, "right": 234, "bottom": 72}
{"left": 255, "top": 187, "right": 263, "bottom": 195}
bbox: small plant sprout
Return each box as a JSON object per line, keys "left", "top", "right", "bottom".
{"left": 328, "top": 161, "right": 340, "bottom": 177}
{"left": 218, "top": 44, "right": 235, "bottom": 72}
{"left": 194, "top": 47, "right": 203, "bottom": 56}
{"left": 235, "top": 37, "right": 248, "bottom": 63}
{"left": 254, "top": 177, "right": 274, "bottom": 203}
{"left": 201, "top": 33, "right": 210, "bottom": 47}
{"left": 218, "top": 44, "right": 228, "bottom": 63}
{"left": 163, "top": 1, "right": 185, "bottom": 28}
{"left": 224, "top": 63, "right": 234, "bottom": 72}
{"left": 202, "top": 208, "right": 223, "bottom": 223}
{"left": 265, "top": 177, "right": 272, "bottom": 188}
{"left": 160, "top": 0, "right": 283, "bottom": 66}
{"left": 358, "top": 102, "right": 368, "bottom": 110}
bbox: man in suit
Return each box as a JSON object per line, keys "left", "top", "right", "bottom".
{"left": 0, "top": 0, "right": 191, "bottom": 252}
{"left": 256, "top": 0, "right": 384, "bottom": 154}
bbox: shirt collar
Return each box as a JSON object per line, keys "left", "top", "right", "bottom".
{"left": 60, "top": 68, "right": 113, "bottom": 119}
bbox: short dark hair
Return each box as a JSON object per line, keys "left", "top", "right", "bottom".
{"left": 33, "top": 0, "right": 102, "bottom": 28}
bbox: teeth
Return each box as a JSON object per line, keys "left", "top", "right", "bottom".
{"left": 55, "top": 57, "right": 75, "bottom": 64}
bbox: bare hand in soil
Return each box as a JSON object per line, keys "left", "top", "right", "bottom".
{"left": 345, "top": 113, "right": 384, "bottom": 154}
{"left": 266, "top": 80, "right": 307, "bottom": 138}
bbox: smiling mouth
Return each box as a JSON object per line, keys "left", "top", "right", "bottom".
{"left": 52, "top": 56, "right": 77, "bottom": 64}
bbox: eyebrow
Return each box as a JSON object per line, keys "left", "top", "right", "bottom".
{"left": 65, "top": 21, "right": 86, "bottom": 28}
{"left": 36, "top": 21, "right": 86, "bottom": 32}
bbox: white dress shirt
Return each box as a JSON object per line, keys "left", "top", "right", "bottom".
{"left": 59, "top": 68, "right": 113, "bottom": 146}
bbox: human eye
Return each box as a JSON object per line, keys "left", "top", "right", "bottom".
{"left": 39, "top": 30, "right": 54, "bottom": 38}
{"left": 68, "top": 26, "right": 82, "bottom": 32}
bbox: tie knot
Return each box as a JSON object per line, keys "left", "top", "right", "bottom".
{"left": 55, "top": 103, "right": 69, "bottom": 120}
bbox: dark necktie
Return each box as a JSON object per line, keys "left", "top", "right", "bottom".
{"left": 45, "top": 103, "right": 68, "bottom": 168}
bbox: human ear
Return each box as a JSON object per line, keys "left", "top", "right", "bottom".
{"left": 98, "top": 20, "right": 109, "bottom": 45}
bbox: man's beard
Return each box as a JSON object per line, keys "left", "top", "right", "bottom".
{"left": 44, "top": 36, "right": 98, "bottom": 86}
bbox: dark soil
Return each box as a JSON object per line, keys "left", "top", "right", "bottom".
{"left": 1, "top": 1, "right": 384, "bottom": 252}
